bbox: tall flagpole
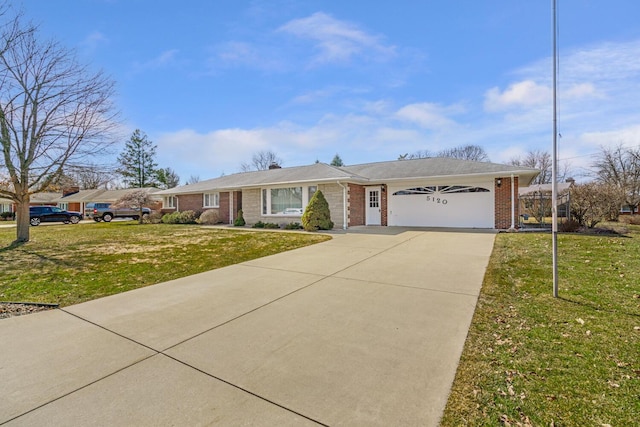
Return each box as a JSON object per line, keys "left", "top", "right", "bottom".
{"left": 552, "top": 0, "right": 559, "bottom": 298}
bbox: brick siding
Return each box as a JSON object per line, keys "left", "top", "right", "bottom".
{"left": 348, "top": 184, "right": 365, "bottom": 226}
{"left": 318, "top": 183, "right": 345, "bottom": 229}
{"left": 219, "top": 192, "right": 230, "bottom": 224}
{"left": 494, "top": 176, "right": 519, "bottom": 229}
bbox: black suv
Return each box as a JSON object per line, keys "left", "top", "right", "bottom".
{"left": 29, "top": 206, "right": 82, "bottom": 226}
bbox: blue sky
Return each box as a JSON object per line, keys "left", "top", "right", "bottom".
{"left": 21, "top": 0, "right": 640, "bottom": 182}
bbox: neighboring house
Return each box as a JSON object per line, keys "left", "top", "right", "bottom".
{"left": 518, "top": 182, "right": 573, "bottom": 221}
{"left": 157, "top": 158, "right": 540, "bottom": 230}
{"left": 2, "top": 187, "right": 163, "bottom": 216}
{"left": 58, "top": 187, "right": 163, "bottom": 217}
{"left": 29, "top": 192, "right": 63, "bottom": 207}
{"left": 0, "top": 192, "right": 61, "bottom": 213}
{"left": 0, "top": 197, "right": 13, "bottom": 213}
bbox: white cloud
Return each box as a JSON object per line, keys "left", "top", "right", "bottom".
{"left": 277, "top": 12, "right": 395, "bottom": 65}
{"left": 484, "top": 80, "right": 551, "bottom": 112}
{"left": 395, "top": 103, "right": 462, "bottom": 130}
{"left": 132, "top": 49, "right": 179, "bottom": 72}
{"left": 81, "top": 31, "right": 109, "bottom": 51}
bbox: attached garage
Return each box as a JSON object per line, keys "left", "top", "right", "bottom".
{"left": 387, "top": 182, "right": 494, "bottom": 228}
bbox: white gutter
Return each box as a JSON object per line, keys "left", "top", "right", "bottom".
{"left": 337, "top": 181, "right": 348, "bottom": 230}
{"left": 510, "top": 174, "right": 516, "bottom": 230}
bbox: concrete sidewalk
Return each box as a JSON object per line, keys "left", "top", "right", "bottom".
{"left": 1, "top": 229, "right": 496, "bottom": 426}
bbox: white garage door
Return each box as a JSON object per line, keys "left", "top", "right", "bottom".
{"left": 388, "top": 184, "right": 494, "bottom": 228}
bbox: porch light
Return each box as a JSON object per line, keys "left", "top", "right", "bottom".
{"left": 496, "top": 178, "right": 502, "bottom": 187}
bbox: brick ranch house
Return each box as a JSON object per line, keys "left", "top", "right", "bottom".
{"left": 157, "top": 158, "right": 540, "bottom": 230}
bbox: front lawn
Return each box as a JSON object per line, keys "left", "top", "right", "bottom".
{"left": 0, "top": 222, "right": 330, "bottom": 307}
{"left": 442, "top": 226, "right": 640, "bottom": 426}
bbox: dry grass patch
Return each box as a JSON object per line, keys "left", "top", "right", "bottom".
{"left": 441, "top": 226, "right": 640, "bottom": 426}
{"left": 0, "top": 222, "right": 330, "bottom": 307}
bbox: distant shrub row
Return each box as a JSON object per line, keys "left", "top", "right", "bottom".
{"left": 1, "top": 212, "right": 15, "bottom": 221}
{"left": 155, "top": 190, "right": 334, "bottom": 232}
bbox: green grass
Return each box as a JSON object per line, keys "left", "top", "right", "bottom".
{"left": 0, "top": 222, "right": 330, "bottom": 307}
{"left": 441, "top": 226, "right": 640, "bottom": 426}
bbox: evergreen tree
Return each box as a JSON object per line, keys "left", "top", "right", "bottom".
{"left": 156, "top": 167, "right": 180, "bottom": 189}
{"left": 117, "top": 129, "right": 158, "bottom": 188}
{"left": 330, "top": 153, "right": 344, "bottom": 166}
{"left": 301, "top": 190, "right": 334, "bottom": 231}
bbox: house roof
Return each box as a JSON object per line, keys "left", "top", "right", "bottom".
{"left": 157, "top": 158, "right": 541, "bottom": 196}
{"left": 519, "top": 182, "right": 572, "bottom": 196}
{"left": 59, "top": 187, "right": 162, "bottom": 203}
{"left": 158, "top": 163, "right": 362, "bottom": 195}
{"left": 29, "top": 192, "right": 62, "bottom": 204}
{"left": 341, "top": 158, "right": 539, "bottom": 184}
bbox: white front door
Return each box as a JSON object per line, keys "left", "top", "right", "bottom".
{"left": 366, "top": 187, "right": 382, "bottom": 225}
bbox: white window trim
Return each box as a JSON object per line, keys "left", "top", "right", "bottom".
{"left": 261, "top": 185, "right": 315, "bottom": 216}
{"left": 163, "top": 196, "right": 177, "bottom": 209}
{"left": 203, "top": 192, "right": 220, "bottom": 208}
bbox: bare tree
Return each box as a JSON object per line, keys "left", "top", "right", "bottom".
{"left": 592, "top": 144, "right": 640, "bottom": 214}
{"left": 240, "top": 150, "right": 283, "bottom": 172}
{"left": 400, "top": 145, "right": 489, "bottom": 162}
{"left": 510, "top": 150, "right": 556, "bottom": 185}
{"left": 0, "top": 9, "right": 118, "bottom": 242}
{"left": 439, "top": 144, "right": 490, "bottom": 162}
{"left": 112, "top": 189, "right": 155, "bottom": 224}
{"left": 68, "top": 164, "right": 115, "bottom": 189}
{"left": 186, "top": 174, "right": 200, "bottom": 185}
{"left": 570, "top": 182, "right": 625, "bottom": 228}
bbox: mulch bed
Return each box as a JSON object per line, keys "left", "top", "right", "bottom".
{"left": 0, "top": 302, "right": 58, "bottom": 319}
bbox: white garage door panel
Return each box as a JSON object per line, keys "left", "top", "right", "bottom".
{"left": 388, "top": 185, "right": 494, "bottom": 228}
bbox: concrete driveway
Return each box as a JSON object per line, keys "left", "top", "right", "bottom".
{"left": 0, "top": 228, "right": 496, "bottom": 426}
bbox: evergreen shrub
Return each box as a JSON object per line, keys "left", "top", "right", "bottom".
{"left": 301, "top": 190, "right": 334, "bottom": 231}
{"left": 234, "top": 209, "right": 246, "bottom": 226}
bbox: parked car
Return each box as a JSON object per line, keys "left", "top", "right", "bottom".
{"left": 29, "top": 206, "right": 82, "bottom": 226}
{"left": 85, "top": 202, "right": 151, "bottom": 222}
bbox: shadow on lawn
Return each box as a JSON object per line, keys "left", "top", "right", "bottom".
{"left": 559, "top": 296, "right": 640, "bottom": 319}
{"left": 0, "top": 240, "right": 26, "bottom": 252}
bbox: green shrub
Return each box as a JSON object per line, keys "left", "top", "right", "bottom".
{"left": 284, "top": 222, "right": 303, "bottom": 230}
{"left": 198, "top": 209, "right": 220, "bottom": 225}
{"left": 161, "top": 210, "right": 197, "bottom": 224}
{"left": 234, "top": 209, "right": 246, "bottom": 226}
{"left": 559, "top": 219, "right": 581, "bottom": 232}
{"left": 301, "top": 190, "right": 334, "bottom": 231}
{"left": 619, "top": 214, "right": 640, "bottom": 225}
{"left": 1, "top": 211, "right": 15, "bottom": 220}
{"left": 145, "top": 212, "right": 163, "bottom": 224}
{"left": 252, "top": 221, "right": 279, "bottom": 229}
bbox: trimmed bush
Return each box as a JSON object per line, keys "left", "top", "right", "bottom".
{"left": 301, "top": 190, "right": 334, "bottom": 231}
{"left": 161, "top": 210, "right": 198, "bottom": 224}
{"left": 252, "top": 221, "right": 279, "bottom": 229}
{"left": 145, "top": 212, "right": 163, "bottom": 224}
{"left": 198, "top": 209, "right": 220, "bottom": 225}
{"left": 284, "top": 222, "right": 303, "bottom": 230}
{"left": 559, "top": 219, "right": 581, "bottom": 232}
{"left": 234, "top": 209, "right": 246, "bottom": 226}
{"left": 620, "top": 214, "right": 640, "bottom": 225}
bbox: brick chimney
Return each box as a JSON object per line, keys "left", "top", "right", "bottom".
{"left": 62, "top": 186, "right": 80, "bottom": 197}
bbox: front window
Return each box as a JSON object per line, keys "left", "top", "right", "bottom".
{"left": 164, "top": 196, "right": 176, "bottom": 208}
{"left": 271, "top": 187, "right": 302, "bottom": 214}
{"left": 58, "top": 203, "right": 69, "bottom": 210}
{"left": 203, "top": 192, "right": 220, "bottom": 208}
{"left": 262, "top": 186, "right": 310, "bottom": 215}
